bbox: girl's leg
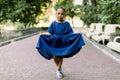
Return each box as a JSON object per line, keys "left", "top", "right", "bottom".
{"left": 53, "top": 56, "right": 59, "bottom": 66}
{"left": 53, "top": 56, "right": 63, "bottom": 70}
{"left": 53, "top": 56, "right": 64, "bottom": 78}
{"left": 57, "top": 57, "right": 63, "bottom": 71}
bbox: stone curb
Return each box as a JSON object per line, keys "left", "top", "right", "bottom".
{"left": 0, "top": 32, "right": 39, "bottom": 47}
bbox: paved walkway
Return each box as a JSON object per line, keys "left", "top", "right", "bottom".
{"left": 0, "top": 34, "right": 120, "bottom": 80}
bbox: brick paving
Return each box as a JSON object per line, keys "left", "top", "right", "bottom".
{"left": 0, "top": 34, "right": 120, "bottom": 80}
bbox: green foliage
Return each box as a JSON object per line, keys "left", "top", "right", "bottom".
{"left": 79, "top": 0, "right": 120, "bottom": 25}
{"left": 79, "top": 5, "right": 98, "bottom": 25}
{"left": 54, "top": 0, "right": 80, "bottom": 18}
{"left": 0, "top": 0, "right": 51, "bottom": 26}
{"left": 100, "top": 0, "right": 120, "bottom": 24}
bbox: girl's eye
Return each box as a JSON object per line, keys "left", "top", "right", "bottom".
{"left": 58, "top": 13, "right": 62, "bottom": 15}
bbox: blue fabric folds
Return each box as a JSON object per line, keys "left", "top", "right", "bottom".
{"left": 36, "top": 33, "right": 85, "bottom": 60}
{"left": 36, "top": 21, "right": 85, "bottom": 60}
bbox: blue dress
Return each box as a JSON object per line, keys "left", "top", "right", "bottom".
{"left": 36, "top": 21, "right": 85, "bottom": 60}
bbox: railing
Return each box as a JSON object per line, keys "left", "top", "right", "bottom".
{"left": 0, "top": 27, "right": 48, "bottom": 47}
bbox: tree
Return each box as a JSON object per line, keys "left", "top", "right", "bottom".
{"left": 100, "top": 0, "right": 120, "bottom": 24}
{"left": 79, "top": 0, "right": 120, "bottom": 25}
{"left": 79, "top": 0, "right": 98, "bottom": 25}
{"left": 0, "top": 0, "right": 52, "bottom": 28}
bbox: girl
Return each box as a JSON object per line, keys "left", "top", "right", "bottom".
{"left": 36, "top": 7, "right": 85, "bottom": 79}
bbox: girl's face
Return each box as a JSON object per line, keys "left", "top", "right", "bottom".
{"left": 56, "top": 8, "right": 65, "bottom": 22}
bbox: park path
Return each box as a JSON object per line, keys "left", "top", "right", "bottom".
{"left": 0, "top": 34, "right": 120, "bottom": 80}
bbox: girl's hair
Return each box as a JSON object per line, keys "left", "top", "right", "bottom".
{"left": 57, "top": 7, "right": 66, "bottom": 13}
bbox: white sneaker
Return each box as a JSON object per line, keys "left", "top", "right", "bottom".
{"left": 56, "top": 70, "right": 63, "bottom": 79}
{"left": 60, "top": 68, "right": 63, "bottom": 73}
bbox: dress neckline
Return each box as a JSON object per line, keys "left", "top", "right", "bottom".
{"left": 55, "top": 20, "right": 66, "bottom": 24}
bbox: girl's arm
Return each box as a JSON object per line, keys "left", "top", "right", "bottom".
{"left": 41, "top": 21, "right": 54, "bottom": 35}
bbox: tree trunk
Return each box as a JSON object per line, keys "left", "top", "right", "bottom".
{"left": 89, "top": 0, "right": 96, "bottom": 6}
{"left": 91, "top": 0, "right": 96, "bottom": 6}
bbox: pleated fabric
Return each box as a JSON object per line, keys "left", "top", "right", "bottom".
{"left": 36, "top": 21, "right": 85, "bottom": 60}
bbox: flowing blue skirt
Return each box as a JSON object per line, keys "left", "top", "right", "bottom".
{"left": 36, "top": 33, "right": 85, "bottom": 60}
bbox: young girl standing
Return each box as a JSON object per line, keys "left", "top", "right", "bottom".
{"left": 36, "top": 7, "right": 85, "bottom": 79}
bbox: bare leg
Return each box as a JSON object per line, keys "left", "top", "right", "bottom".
{"left": 57, "top": 57, "right": 63, "bottom": 70}
{"left": 53, "top": 56, "right": 59, "bottom": 66}
{"left": 53, "top": 56, "right": 63, "bottom": 70}
{"left": 53, "top": 56, "right": 64, "bottom": 78}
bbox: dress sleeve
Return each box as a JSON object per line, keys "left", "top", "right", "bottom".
{"left": 67, "top": 22, "right": 74, "bottom": 34}
{"left": 47, "top": 22, "right": 54, "bottom": 35}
